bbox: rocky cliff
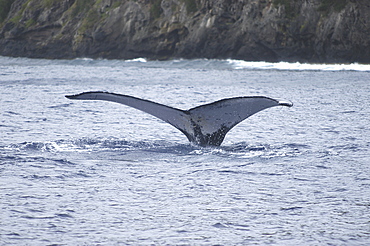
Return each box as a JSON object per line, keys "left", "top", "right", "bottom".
{"left": 0, "top": 0, "right": 369, "bottom": 63}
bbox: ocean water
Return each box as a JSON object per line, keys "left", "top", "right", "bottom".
{"left": 1, "top": 56, "right": 370, "bottom": 245}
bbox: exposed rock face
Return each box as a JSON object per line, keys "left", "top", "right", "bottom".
{"left": 0, "top": 0, "right": 369, "bottom": 63}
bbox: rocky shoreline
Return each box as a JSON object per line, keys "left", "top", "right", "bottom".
{"left": 0, "top": 0, "right": 369, "bottom": 63}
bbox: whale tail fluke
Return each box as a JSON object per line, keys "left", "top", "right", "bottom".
{"left": 66, "top": 92, "right": 292, "bottom": 146}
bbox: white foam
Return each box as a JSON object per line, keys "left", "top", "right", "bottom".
{"left": 125, "top": 58, "right": 147, "bottom": 63}
{"left": 227, "top": 59, "right": 370, "bottom": 71}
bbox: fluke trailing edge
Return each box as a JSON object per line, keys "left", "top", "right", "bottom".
{"left": 65, "top": 92, "right": 293, "bottom": 146}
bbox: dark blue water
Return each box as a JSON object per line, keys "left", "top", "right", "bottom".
{"left": 1, "top": 57, "right": 370, "bottom": 245}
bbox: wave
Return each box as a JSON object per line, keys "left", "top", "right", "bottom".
{"left": 227, "top": 59, "right": 370, "bottom": 71}
{"left": 125, "top": 57, "right": 147, "bottom": 63}
{"left": 2, "top": 56, "right": 368, "bottom": 71}
{"left": 2, "top": 138, "right": 309, "bottom": 160}
{"left": 4, "top": 138, "right": 188, "bottom": 153}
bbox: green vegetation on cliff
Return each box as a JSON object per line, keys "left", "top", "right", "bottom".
{"left": 42, "top": 0, "right": 58, "bottom": 8}
{"left": 318, "top": 0, "right": 348, "bottom": 13}
{"left": 184, "top": 0, "right": 197, "bottom": 13}
{"left": 0, "top": 0, "right": 15, "bottom": 23}
{"left": 273, "top": 0, "right": 296, "bottom": 19}
{"left": 71, "top": 0, "right": 93, "bottom": 17}
{"left": 273, "top": 0, "right": 348, "bottom": 10}
{"left": 274, "top": 0, "right": 348, "bottom": 19}
{"left": 150, "top": 0, "right": 163, "bottom": 19}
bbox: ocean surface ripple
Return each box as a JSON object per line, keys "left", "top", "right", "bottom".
{"left": 1, "top": 56, "right": 369, "bottom": 245}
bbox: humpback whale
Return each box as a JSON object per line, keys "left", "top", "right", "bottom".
{"left": 66, "top": 92, "right": 292, "bottom": 146}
